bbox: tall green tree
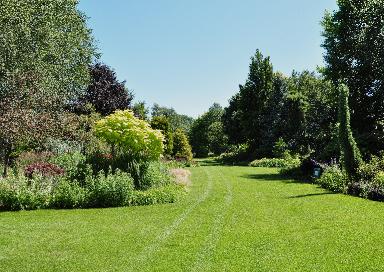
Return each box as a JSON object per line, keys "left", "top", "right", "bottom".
{"left": 0, "top": 0, "right": 96, "bottom": 176}
{"left": 280, "top": 71, "right": 338, "bottom": 158}
{"left": 338, "top": 83, "right": 362, "bottom": 178}
{"left": 322, "top": 0, "right": 384, "bottom": 156}
{"left": 222, "top": 50, "right": 274, "bottom": 155}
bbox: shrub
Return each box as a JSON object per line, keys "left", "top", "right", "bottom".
{"left": 50, "top": 179, "right": 88, "bottom": 209}
{"left": 16, "top": 151, "right": 54, "bottom": 169}
{"left": 0, "top": 174, "right": 52, "bottom": 211}
{"left": 140, "top": 161, "right": 172, "bottom": 190}
{"left": 151, "top": 116, "right": 173, "bottom": 156}
{"left": 85, "top": 170, "right": 134, "bottom": 208}
{"left": 24, "top": 162, "right": 65, "bottom": 179}
{"left": 94, "top": 110, "right": 164, "bottom": 160}
{"left": 50, "top": 152, "right": 87, "bottom": 181}
{"left": 273, "top": 138, "right": 290, "bottom": 158}
{"left": 173, "top": 129, "right": 193, "bottom": 161}
{"left": 218, "top": 144, "right": 250, "bottom": 164}
{"left": 129, "top": 184, "right": 184, "bottom": 206}
{"left": 316, "top": 165, "right": 346, "bottom": 193}
{"left": 346, "top": 155, "right": 384, "bottom": 201}
{"left": 250, "top": 157, "right": 300, "bottom": 168}
{"left": 170, "top": 168, "right": 192, "bottom": 186}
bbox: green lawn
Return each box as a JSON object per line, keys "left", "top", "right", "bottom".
{"left": 1, "top": 164, "right": 384, "bottom": 271}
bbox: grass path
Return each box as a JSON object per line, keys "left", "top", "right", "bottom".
{"left": 1, "top": 164, "right": 384, "bottom": 271}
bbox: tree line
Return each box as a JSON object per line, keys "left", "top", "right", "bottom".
{"left": 189, "top": 0, "right": 384, "bottom": 172}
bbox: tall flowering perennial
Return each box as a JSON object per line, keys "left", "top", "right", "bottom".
{"left": 94, "top": 110, "right": 164, "bottom": 160}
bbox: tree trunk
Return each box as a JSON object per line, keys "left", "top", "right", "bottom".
{"left": 2, "top": 145, "right": 11, "bottom": 178}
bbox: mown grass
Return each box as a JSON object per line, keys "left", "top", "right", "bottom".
{"left": 1, "top": 164, "right": 384, "bottom": 271}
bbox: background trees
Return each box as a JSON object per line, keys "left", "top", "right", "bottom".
{"left": 0, "top": 0, "right": 96, "bottom": 176}
{"left": 189, "top": 103, "right": 226, "bottom": 157}
{"left": 322, "top": 0, "right": 384, "bottom": 156}
{"left": 222, "top": 51, "right": 339, "bottom": 161}
{"left": 152, "top": 104, "right": 194, "bottom": 133}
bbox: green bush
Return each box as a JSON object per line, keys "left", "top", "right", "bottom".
{"left": 94, "top": 110, "right": 164, "bottom": 161}
{"left": 86, "top": 170, "right": 134, "bottom": 208}
{"left": 173, "top": 129, "right": 193, "bottom": 161}
{"left": 316, "top": 165, "right": 346, "bottom": 193}
{"left": 0, "top": 174, "right": 51, "bottom": 211}
{"left": 50, "top": 180, "right": 88, "bottom": 209}
{"left": 129, "top": 184, "right": 184, "bottom": 206}
{"left": 140, "top": 161, "right": 172, "bottom": 190}
{"left": 250, "top": 157, "right": 300, "bottom": 168}
{"left": 346, "top": 154, "right": 384, "bottom": 201}
{"left": 50, "top": 151, "right": 86, "bottom": 181}
{"left": 218, "top": 144, "right": 250, "bottom": 164}
{"left": 272, "top": 138, "right": 290, "bottom": 158}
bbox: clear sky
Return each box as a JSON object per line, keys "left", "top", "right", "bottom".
{"left": 78, "top": 0, "right": 338, "bottom": 117}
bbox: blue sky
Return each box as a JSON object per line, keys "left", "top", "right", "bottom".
{"left": 79, "top": 0, "right": 338, "bottom": 117}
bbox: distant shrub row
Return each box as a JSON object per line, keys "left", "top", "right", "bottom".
{"left": 249, "top": 157, "right": 300, "bottom": 168}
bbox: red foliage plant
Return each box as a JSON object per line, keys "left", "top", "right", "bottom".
{"left": 24, "top": 162, "right": 65, "bottom": 178}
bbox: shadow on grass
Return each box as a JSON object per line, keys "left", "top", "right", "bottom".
{"left": 241, "top": 173, "right": 292, "bottom": 182}
{"left": 287, "top": 192, "right": 337, "bottom": 198}
{"left": 197, "top": 158, "right": 249, "bottom": 167}
{"left": 242, "top": 173, "right": 320, "bottom": 187}
{"left": 197, "top": 159, "right": 223, "bottom": 167}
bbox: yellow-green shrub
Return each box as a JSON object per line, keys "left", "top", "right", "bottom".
{"left": 94, "top": 110, "right": 164, "bottom": 160}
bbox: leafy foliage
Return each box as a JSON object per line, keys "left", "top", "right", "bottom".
{"left": 338, "top": 84, "right": 362, "bottom": 179}
{"left": 223, "top": 50, "right": 274, "bottom": 154}
{"left": 223, "top": 52, "right": 338, "bottom": 160}
{"left": 173, "top": 129, "right": 193, "bottom": 161}
{"left": 151, "top": 116, "right": 174, "bottom": 156}
{"left": 250, "top": 157, "right": 300, "bottom": 168}
{"left": 74, "top": 63, "right": 133, "bottom": 116}
{"left": 322, "top": 0, "right": 384, "bottom": 156}
{"left": 133, "top": 101, "right": 149, "bottom": 120}
{"left": 24, "top": 162, "right": 65, "bottom": 179}
{"left": 85, "top": 170, "right": 134, "bottom": 208}
{"left": 152, "top": 103, "right": 194, "bottom": 133}
{"left": 217, "top": 144, "right": 250, "bottom": 164}
{"left": 0, "top": 0, "right": 96, "bottom": 176}
{"left": 189, "top": 103, "right": 225, "bottom": 157}
{"left": 94, "top": 110, "right": 164, "bottom": 161}
{"left": 316, "top": 165, "right": 346, "bottom": 193}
